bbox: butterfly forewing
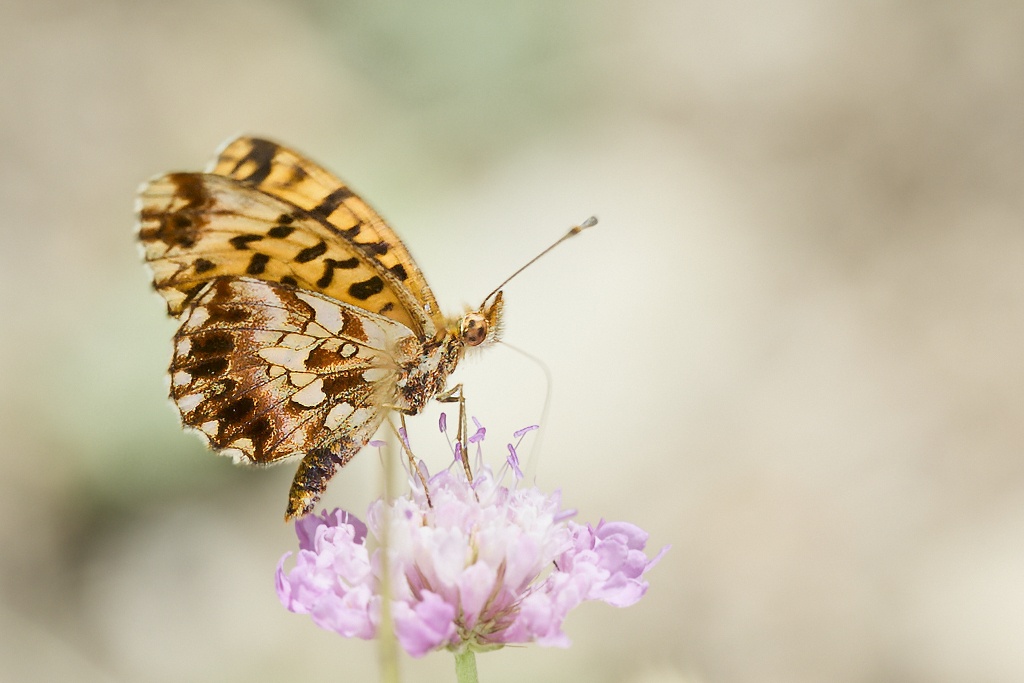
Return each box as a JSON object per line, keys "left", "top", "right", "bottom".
{"left": 137, "top": 139, "right": 438, "bottom": 337}
{"left": 170, "top": 277, "right": 411, "bottom": 465}
{"left": 209, "top": 137, "right": 444, "bottom": 333}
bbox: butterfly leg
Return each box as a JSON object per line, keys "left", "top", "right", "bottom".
{"left": 389, "top": 413, "right": 433, "bottom": 507}
{"left": 437, "top": 383, "right": 474, "bottom": 484}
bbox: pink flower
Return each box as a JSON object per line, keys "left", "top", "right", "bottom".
{"left": 275, "top": 423, "right": 667, "bottom": 657}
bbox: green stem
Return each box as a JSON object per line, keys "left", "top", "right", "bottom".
{"left": 454, "top": 650, "right": 479, "bottom": 683}
{"left": 377, "top": 435, "right": 400, "bottom": 683}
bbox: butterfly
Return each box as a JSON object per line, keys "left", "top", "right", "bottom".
{"left": 136, "top": 136, "right": 504, "bottom": 520}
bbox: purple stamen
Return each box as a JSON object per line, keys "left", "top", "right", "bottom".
{"left": 506, "top": 443, "right": 524, "bottom": 480}
{"left": 513, "top": 424, "right": 539, "bottom": 438}
{"left": 468, "top": 417, "right": 486, "bottom": 444}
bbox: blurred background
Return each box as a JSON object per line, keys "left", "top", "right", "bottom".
{"left": 2, "top": 1, "right": 1023, "bottom": 682}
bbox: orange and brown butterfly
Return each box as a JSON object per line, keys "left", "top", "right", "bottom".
{"left": 136, "top": 136, "right": 511, "bottom": 520}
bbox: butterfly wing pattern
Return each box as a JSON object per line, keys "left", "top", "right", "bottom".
{"left": 137, "top": 136, "right": 503, "bottom": 519}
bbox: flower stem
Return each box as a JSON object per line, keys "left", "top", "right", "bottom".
{"left": 454, "top": 650, "right": 479, "bottom": 683}
{"left": 376, "top": 435, "right": 400, "bottom": 683}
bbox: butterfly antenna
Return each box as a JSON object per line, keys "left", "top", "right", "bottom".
{"left": 481, "top": 216, "right": 597, "bottom": 307}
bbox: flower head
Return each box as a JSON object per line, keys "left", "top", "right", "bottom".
{"left": 276, "top": 420, "right": 667, "bottom": 657}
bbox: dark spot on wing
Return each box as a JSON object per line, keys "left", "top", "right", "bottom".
{"left": 230, "top": 234, "right": 264, "bottom": 250}
{"left": 247, "top": 252, "right": 270, "bottom": 275}
{"left": 268, "top": 225, "right": 295, "bottom": 239}
{"left": 210, "top": 378, "right": 237, "bottom": 396}
{"left": 340, "top": 311, "right": 366, "bottom": 341}
{"left": 290, "top": 164, "right": 308, "bottom": 183}
{"left": 218, "top": 396, "right": 255, "bottom": 422}
{"left": 194, "top": 258, "right": 216, "bottom": 274}
{"left": 361, "top": 241, "right": 389, "bottom": 256}
{"left": 349, "top": 276, "right": 384, "bottom": 300}
{"left": 167, "top": 173, "right": 211, "bottom": 212}
{"left": 295, "top": 241, "right": 327, "bottom": 263}
{"left": 139, "top": 174, "right": 211, "bottom": 249}
{"left": 232, "top": 139, "right": 278, "bottom": 186}
{"left": 307, "top": 345, "right": 342, "bottom": 370}
{"left": 316, "top": 257, "right": 362, "bottom": 288}
{"left": 316, "top": 263, "right": 333, "bottom": 288}
{"left": 192, "top": 332, "right": 234, "bottom": 355}
{"left": 322, "top": 370, "right": 369, "bottom": 398}
{"left": 189, "top": 357, "right": 229, "bottom": 378}
{"left": 206, "top": 302, "right": 250, "bottom": 324}
{"left": 309, "top": 187, "right": 355, "bottom": 220}
{"left": 249, "top": 416, "right": 272, "bottom": 438}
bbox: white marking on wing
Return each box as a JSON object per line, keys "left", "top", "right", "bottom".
{"left": 292, "top": 378, "right": 327, "bottom": 407}
{"left": 177, "top": 393, "right": 204, "bottom": 412}
{"left": 296, "top": 292, "right": 346, "bottom": 336}
{"left": 325, "top": 402, "right": 355, "bottom": 430}
{"left": 258, "top": 347, "right": 311, "bottom": 371}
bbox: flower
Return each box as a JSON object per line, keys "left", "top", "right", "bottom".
{"left": 276, "top": 421, "right": 667, "bottom": 657}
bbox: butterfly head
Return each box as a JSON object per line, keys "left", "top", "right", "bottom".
{"left": 456, "top": 290, "right": 504, "bottom": 349}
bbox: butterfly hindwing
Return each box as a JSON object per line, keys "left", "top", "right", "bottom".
{"left": 170, "top": 277, "right": 412, "bottom": 466}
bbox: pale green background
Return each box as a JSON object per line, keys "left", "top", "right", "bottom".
{"left": 2, "top": 2, "right": 1023, "bottom": 682}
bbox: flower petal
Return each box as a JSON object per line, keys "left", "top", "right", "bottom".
{"left": 393, "top": 591, "right": 457, "bottom": 657}
{"left": 458, "top": 562, "right": 497, "bottom": 630}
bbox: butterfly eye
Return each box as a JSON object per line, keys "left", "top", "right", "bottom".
{"left": 460, "top": 313, "right": 489, "bottom": 347}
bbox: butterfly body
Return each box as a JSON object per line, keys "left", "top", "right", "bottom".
{"left": 138, "top": 137, "right": 501, "bottom": 519}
